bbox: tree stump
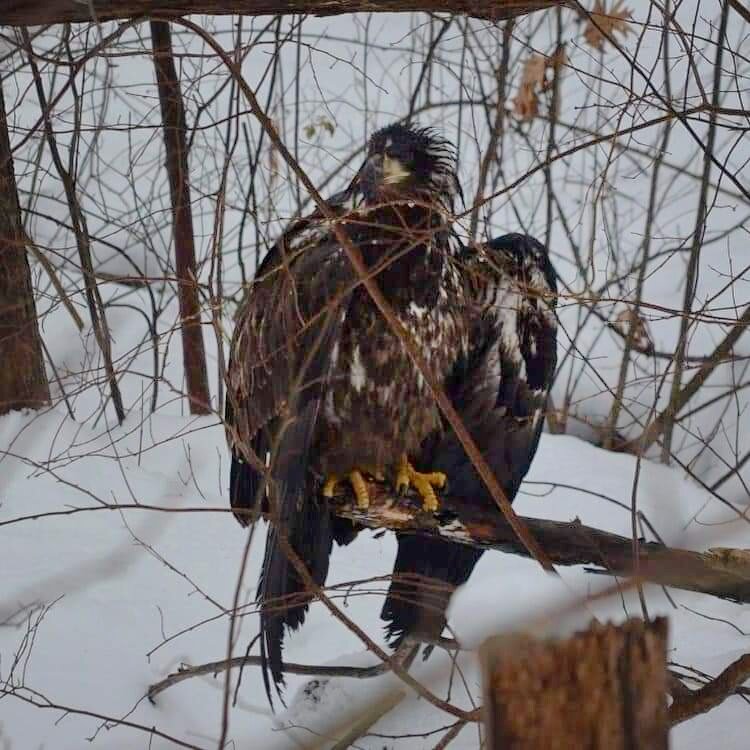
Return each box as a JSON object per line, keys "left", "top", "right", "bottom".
{"left": 480, "top": 618, "right": 668, "bottom": 749}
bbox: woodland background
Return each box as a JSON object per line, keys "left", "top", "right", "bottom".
{"left": 1, "top": 1, "right": 749, "bottom": 748}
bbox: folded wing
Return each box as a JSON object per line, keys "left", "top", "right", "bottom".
{"left": 382, "top": 233, "right": 558, "bottom": 647}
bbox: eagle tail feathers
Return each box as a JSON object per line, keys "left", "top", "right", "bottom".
{"left": 381, "top": 534, "right": 483, "bottom": 648}
{"left": 259, "top": 484, "right": 334, "bottom": 705}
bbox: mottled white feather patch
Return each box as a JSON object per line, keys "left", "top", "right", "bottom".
{"left": 408, "top": 301, "right": 428, "bottom": 319}
{"left": 494, "top": 291, "right": 526, "bottom": 374}
{"left": 350, "top": 345, "right": 366, "bottom": 392}
{"left": 437, "top": 520, "right": 474, "bottom": 543}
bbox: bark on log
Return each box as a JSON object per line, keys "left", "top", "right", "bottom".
{"left": 321, "top": 485, "right": 750, "bottom": 605}
{"left": 480, "top": 618, "right": 669, "bottom": 750}
{"left": 0, "top": 81, "right": 50, "bottom": 415}
{"left": 151, "top": 20, "right": 211, "bottom": 415}
{"left": 1, "top": 1, "right": 567, "bottom": 26}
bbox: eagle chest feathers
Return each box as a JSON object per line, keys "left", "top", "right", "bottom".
{"left": 317, "top": 251, "right": 467, "bottom": 478}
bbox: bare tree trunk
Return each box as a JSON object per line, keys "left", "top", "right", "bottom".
{"left": 0, "top": 81, "right": 50, "bottom": 415}
{"left": 151, "top": 20, "right": 211, "bottom": 415}
{"left": 481, "top": 618, "right": 668, "bottom": 749}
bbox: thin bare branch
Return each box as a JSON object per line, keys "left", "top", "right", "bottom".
{"left": 670, "top": 653, "right": 750, "bottom": 725}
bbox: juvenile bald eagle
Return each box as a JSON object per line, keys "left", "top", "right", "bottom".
{"left": 225, "top": 122, "right": 558, "bottom": 700}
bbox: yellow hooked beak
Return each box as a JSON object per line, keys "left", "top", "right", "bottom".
{"left": 382, "top": 154, "right": 411, "bottom": 185}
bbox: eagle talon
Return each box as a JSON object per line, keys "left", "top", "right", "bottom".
{"left": 395, "top": 455, "right": 446, "bottom": 512}
{"left": 395, "top": 466, "right": 411, "bottom": 496}
{"left": 349, "top": 470, "right": 370, "bottom": 509}
{"left": 322, "top": 474, "right": 340, "bottom": 498}
{"left": 322, "top": 470, "right": 370, "bottom": 509}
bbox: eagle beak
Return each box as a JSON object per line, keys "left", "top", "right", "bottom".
{"left": 360, "top": 153, "right": 411, "bottom": 198}
{"left": 381, "top": 154, "right": 411, "bottom": 185}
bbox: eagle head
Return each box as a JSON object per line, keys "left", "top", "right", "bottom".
{"left": 357, "top": 123, "right": 462, "bottom": 209}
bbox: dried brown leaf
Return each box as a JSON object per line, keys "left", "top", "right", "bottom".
{"left": 521, "top": 54, "right": 548, "bottom": 89}
{"left": 513, "top": 54, "right": 545, "bottom": 121}
{"left": 303, "top": 116, "right": 336, "bottom": 141}
{"left": 513, "top": 52, "right": 566, "bottom": 122}
{"left": 584, "top": 0, "right": 633, "bottom": 51}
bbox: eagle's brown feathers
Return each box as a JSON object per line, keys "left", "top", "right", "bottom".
{"left": 225, "top": 123, "right": 558, "bottom": 703}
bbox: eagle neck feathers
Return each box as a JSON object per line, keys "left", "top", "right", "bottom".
{"left": 351, "top": 199, "right": 457, "bottom": 311}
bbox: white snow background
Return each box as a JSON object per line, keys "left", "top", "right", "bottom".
{"left": 1, "top": 5, "right": 749, "bottom": 748}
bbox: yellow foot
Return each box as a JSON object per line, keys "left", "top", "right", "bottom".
{"left": 322, "top": 474, "right": 340, "bottom": 498}
{"left": 395, "top": 454, "right": 446, "bottom": 512}
{"left": 322, "top": 470, "right": 370, "bottom": 509}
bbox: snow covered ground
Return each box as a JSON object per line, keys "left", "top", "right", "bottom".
{"left": 2, "top": 4, "right": 749, "bottom": 748}
{"left": 2, "top": 316, "right": 748, "bottom": 748}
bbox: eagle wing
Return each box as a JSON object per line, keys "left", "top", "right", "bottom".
{"left": 382, "top": 233, "right": 558, "bottom": 647}
{"left": 225, "top": 204, "right": 355, "bottom": 701}
{"left": 226, "top": 192, "right": 356, "bottom": 522}
{"left": 436, "top": 232, "right": 558, "bottom": 496}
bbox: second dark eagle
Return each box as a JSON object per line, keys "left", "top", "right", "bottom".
{"left": 225, "top": 122, "right": 558, "bottom": 702}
